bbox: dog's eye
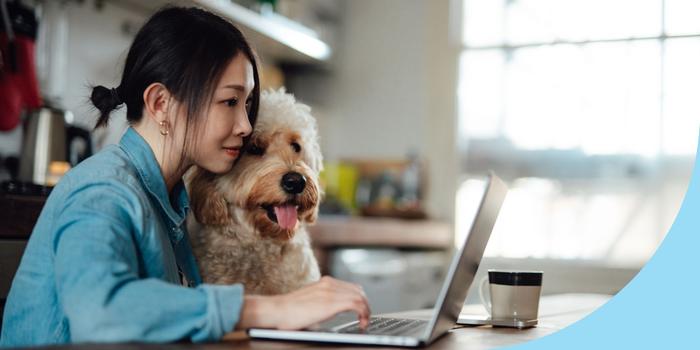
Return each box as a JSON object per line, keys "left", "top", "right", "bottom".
{"left": 291, "top": 142, "right": 301, "bottom": 153}
{"left": 247, "top": 144, "right": 265, "bottom": 156}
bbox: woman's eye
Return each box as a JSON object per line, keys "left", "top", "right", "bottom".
{"left": 291, "top": 142, "right": 301, "bottom": 153}
{"left": 225, "top": 98, "right": 239, "bottom": 107}
{"left": 246, "top": 144, "right": 265, "bottom": 156}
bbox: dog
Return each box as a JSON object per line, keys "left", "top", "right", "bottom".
{"left": 186, "top": 88, "right": 322, "bottom": 295}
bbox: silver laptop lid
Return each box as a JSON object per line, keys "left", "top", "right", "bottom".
{"left": 422, "top": 173, "right": 507, "bottom": 343}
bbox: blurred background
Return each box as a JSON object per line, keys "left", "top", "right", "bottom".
{"left": 1, "top": 0, "right": 697, "bottom": 315}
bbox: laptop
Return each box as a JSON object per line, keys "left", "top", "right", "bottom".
{"left": 248, "top": 173, "right": 508, "bottom": 347}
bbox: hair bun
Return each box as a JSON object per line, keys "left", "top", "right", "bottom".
{"left": 91, "top": 85, "right": 123, "bottom": 129}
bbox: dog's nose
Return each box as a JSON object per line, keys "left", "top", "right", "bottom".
{"left": 281, "top": 172, "right": 306, "bottom": 194}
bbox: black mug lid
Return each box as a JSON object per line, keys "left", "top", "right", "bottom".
{"left": 488, "top": 270, "right": 543, "bottom": 286}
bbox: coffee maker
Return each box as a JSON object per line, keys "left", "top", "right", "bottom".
{"left": 17, "top": 106, "right": 92, "bottom": 186}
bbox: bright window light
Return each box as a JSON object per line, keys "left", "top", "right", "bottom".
{"left": 458, "top": 0, "right": 697, "bottom": 265}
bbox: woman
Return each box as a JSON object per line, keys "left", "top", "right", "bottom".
{"left": 0, "top": 7, "right": 369, "bottom": 347}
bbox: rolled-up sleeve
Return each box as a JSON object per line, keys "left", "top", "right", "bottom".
{"left": 52, "top": 182, "right": 244, "bottom": 343}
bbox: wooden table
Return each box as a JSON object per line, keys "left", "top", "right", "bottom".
{"left": 34, "top": 294, "right": 610, "bottom": 350}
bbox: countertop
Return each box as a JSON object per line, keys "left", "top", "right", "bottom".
{"left": 0, "top": 194, "right": 453, "bottom": 249}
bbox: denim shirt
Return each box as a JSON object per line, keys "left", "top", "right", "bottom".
{"left": 1, "top": 128, "right": 243, "bottom": 347}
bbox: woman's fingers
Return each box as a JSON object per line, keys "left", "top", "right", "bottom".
{"left": 352, "top": 296, "right": 371, "bottom": 329}
{"left": 274, "top": 276, "right": 371, "bottom": 330}
{"left": 319, "top": 276, "right": 368, "bottom": 301}
{"left": 322, "top": 277, "right": 371, "bottom": 329}
{"left": 330, "top": 277, "right": 369, "bottom": 298}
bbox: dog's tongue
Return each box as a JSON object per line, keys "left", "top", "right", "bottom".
{"left": 274, "top": 205, "right": 298, "bottom": 230}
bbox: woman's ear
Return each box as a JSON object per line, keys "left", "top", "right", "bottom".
{"left": 187, "top": 168, "right": 231, "bottom": 226}
{"left": 143, "top": 82, "right": 172, "bottom": 123}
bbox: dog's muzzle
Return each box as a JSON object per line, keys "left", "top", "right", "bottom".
{"left": 281, "top": 172, "right": 306, "bottom": 194}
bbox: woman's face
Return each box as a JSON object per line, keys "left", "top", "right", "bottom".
{"left": 191, "top": 53, "right": 254, "bottom": 174}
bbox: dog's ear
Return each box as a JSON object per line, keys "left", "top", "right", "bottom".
{"left": 188, "top": 168, "right": 230, "bottom": 226}
{"left": 304, "top": 133, "right": 324, "bottom": 175}
{"left": 303, "top": 176, "right": 322, "bottom": 225}
{"left": 304, "top": 206, "right": 319, "bottom": 225}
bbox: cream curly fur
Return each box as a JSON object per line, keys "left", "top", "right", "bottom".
{"left": 187, "top": 88, "right": 322, "bottom": 295}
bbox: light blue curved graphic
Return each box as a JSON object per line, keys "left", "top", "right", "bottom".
{"left": 507, "top": 131, "right": 700, "bottom": 349}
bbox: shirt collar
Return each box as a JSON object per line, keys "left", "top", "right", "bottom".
{"left": 119, "top": 127, "right": 189, "bottom": 243}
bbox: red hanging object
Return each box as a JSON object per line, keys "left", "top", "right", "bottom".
{"left": 0, "top": 33, "right": 41, "bottom": 132}
{"left": 1, "top": 0, "right": 41, "bottom": 132}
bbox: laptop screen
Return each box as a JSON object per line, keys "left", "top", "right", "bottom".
{"left": 423, "top": 173, "right": 507, "bottom": 343}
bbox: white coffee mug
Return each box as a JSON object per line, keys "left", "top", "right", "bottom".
{"left": 478, "top": 270, "right": 543, "bottom": 321}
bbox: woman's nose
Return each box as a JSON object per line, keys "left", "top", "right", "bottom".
{"left": 235, "top": 115, "right": 253, "bottom": 137}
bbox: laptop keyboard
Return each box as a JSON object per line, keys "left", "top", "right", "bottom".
{"left": 335, "top": 317, "right": 428, "bottom": 336}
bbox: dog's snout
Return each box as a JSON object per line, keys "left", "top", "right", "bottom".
{"left": 281, "top": 172, "right": 306, "bottom": 194}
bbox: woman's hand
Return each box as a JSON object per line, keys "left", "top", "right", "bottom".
{"left": 236, "top": 276, "right": 371, "bottom": 331}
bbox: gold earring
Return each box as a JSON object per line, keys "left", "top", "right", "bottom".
{"left": 159, "top": 120, "right": 170, "bottom": 136}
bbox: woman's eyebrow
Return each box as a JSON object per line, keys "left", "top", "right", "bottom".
{"left": 221, "top": 84, "right": 246, "bottom": 92}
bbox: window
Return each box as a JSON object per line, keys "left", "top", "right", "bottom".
{"left": 457, "top": 0, "right": 697, "bottom": 266}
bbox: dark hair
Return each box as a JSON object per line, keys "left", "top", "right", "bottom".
{"left": 90, "top": 6, "right": 260, "bottom": 142}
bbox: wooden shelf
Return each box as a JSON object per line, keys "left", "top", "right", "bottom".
{"left": 308, "top": 216, "right": 453, "bottom": 249}
{"left": 0, "top": 194, "right": 453, "bottom": 276}
{"left": 0, "top": 194, "right": 454, "bottom": 250}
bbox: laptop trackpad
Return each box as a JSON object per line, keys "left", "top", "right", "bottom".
{"left": 308, "top": 312, "right": 360, "bottom": 331}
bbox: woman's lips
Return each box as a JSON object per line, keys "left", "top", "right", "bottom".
{"left": 223, "top": 147, "right": 240, "bottom": 158}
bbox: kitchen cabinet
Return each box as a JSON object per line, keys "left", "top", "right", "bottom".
{"left": 0, "top": 193, "right": 42, "bottom": 330}
{"left": 0, "top": 240, "right": 26, "bottom": 329}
